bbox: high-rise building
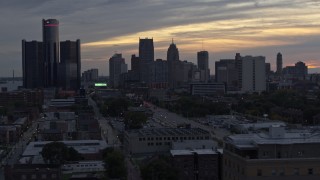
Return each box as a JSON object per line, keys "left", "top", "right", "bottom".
{"left": 215, "top": 59, "right": 237, "bottom": 91}
{"left": 42, "top": 19, "right": 60, "bottom": 87}
{"left": 237, "top": 54, "right": 266, "bottom": 92}
{"left": 295, "top": 61, "right": 308, "bottom": 77}
{"left": 167, "top": 41, "right": 180, "bottom": 88}
{"left": 197, "top": 51, "right": 210, "bottom": 82}
{"left": 139, "top": 38, "right": 154, "bottom": 84}
{"left": 82, "top": 69, "right": 98, "bottom": 82}
{"left": 167, "top": 41, "right": 179, "bottom": 62}
{"left": 139, "top": 38, "right": 154, "bottom": 62}
{"left": 154, "top": 59, "right": 168, "bottom": 85}
{"left": 22, "top": 40, "right": 44, "bottom": 89}
{"left": 276, "top": 52, "right": 282, "bottom": 75}
{"left": 131, "top": 54, "right": 140, "bottom": 81}
{"left": 59, "top": 40, "right": 81, "bottom": 90}
{"left": 22, "top": 19, "right": 81, "bottom": 91}
{"left": 109, "top": 54, "right": 127, "bottom": 88}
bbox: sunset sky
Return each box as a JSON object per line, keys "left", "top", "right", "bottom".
{"left": 0, "top": 0, "right": 319, "bottom": 77}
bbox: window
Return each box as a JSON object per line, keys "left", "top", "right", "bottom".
{"left": 31, "top": 175, "right": 37, "bottom": 179}
{"left": 41, "top": 174, "right": 47, "bottom": 179}
{"left": 51, "top": 174, "right": 57, "bottom": 178}
{"left": 257, "top": 169, "right": 262, "bottom": 176}
{"left": 308, "top": 168, "right": 313, "bottom": 175}
{"left": 164, "top": 137, "right": 166, "bottom": 140}
{"left": 293, "top": 168, "right": 299, "bottom": 175}
{"left": 271, "top": 169, "right": 276, "bottom": 176}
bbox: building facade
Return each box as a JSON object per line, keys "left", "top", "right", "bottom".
{"left": 22, "top": 40, "right": 44, "bottom": 89}
{"left": 224, "top": 126, "right": 320, "bottom": 180}
{"left": 59, "top": 40, "right": 81, "bottom": 90}
{"left": 42, "top": 19, "right": 60, "bottom": 87}
{"left": 109, "top": 53, "right": 127, "bottom": 88}
{"left": 197, "top": 51, "right": 210, "bottom": 82}
{"left": 276, "top": 52, "right": 282, "bottom": 75}
{"left": 237, "top": 54, "right": 266, "bottom": 92}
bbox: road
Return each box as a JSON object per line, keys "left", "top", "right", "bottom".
{"left": 88, "top": 97, "right": 119, "bottom": 145}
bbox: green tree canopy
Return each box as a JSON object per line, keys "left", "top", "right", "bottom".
{"left": 103, "top": 148, "right": 127, "bottom": 179}
{"left": 124, "top": 111, "right": 148, "bottom": 129}
{"left": 141, "top": 157, "right": 178, "bottom": 180}
{"left": 41, "top": 142, "right": 83, "bottom": 164}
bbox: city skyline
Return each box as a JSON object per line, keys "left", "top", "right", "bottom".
{"left": 0, "top": 0, "right": 320, "bottom": 77}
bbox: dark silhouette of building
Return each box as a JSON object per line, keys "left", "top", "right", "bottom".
{"left": 42, "top": 19, "right": 60, "bottom": 87}
{"left": 139, "top": 38, "right": 154, "bottom": 84}
{"left": 131, "top": 54, "right": 140, "bottom": 81}
{"left": 109, "top": 53, "right": 127, "bottom": 88}
{"left": 22, "top": 19, "right": 81, "bottom": 91}
{"left": 22, "top": 40, "right": 44, "bottom": 88}
{"left": 276, "top": 52, "right": 282, "bottom": 75}
{"left": 167, "top": 41, "right": 180, "bottom": 88}
{"left": 197, "top": 51, "right": 210, "bottom": 82}
{"left": 59, "top": 40, "right": 81, "bottom": 90}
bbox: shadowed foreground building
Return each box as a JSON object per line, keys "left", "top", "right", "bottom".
{"left": 224, "top": 125, "right": 320, "bottom": 180}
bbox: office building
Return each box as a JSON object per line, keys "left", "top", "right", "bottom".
{"left": 167, "top": 41, "right": 180, "bottom": 88}
{"left": 124, "top": 128, "right": 210, "bottom": 155}
{"left": 295, "top": 61, "right": 308, "bottom": 77}
{"left": 130, "top": 54, "right": 141, "bottom": 81}
{"left": 154, "top": 59, "right": 168, "bottom": 86}
{"left": 23, "top": 19, "right": 81, "bottom": 91}
{"left": 237, "top": 54, "right": 266, "bottom": 92}
{"left": 22, "top": 40, "right": 44, "bottom": 89}
{"left": 197, "top": 51, "right": 210, "bottom": 82}
{"left": 139, "top": 38, "right": 154, "bottom": 84}
{"left": 82, "top": 69, "right": 98, "bottom": 82}
{"left": 190, "top": 83, "right": 225, "bottom": 96}
{"left": 109, "top": 53, "right": 127, "bottom": 88}
{"left": 171, "top": 149, "right": 221, "bottom": 180}
{"left": 224, "top": 125, "right": 320, "bottom": 180}
{"left": 215, "top": 59, "right": 238, "bottom": 91}
{"left": 276, "top": 52, "right": 282, "bottom": 75}
{"left": 59, "top": 40, "right": 81, "bottom": 90}
{"left": 42, "top": 19, "right": 60, "bottom": 87}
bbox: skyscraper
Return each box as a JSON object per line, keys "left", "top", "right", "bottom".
{"left": 237, "top": 54, "right": 266, "bottom": 92}
{"left": 139, "top": 38, "right": 154, "bottom": 62}
{"left": 276, "top": 52, "right": 282, "bottom": 75}
{"left": 42, "top": 19, "right": 60, "bottom": 87}
{"left": 59, "top": 40, "right": 81, "bottom": 90}
{"left": 22, "top": 40, "right": 44, "bottom": 89}
{"left": 197, "top": 51, "right": 210, "bottom": 82}
{"left": 167, "top": 41, "right": 179, "bottom": 62}
{"left": 109, "top": 53, "right": 128, "bottom": 88}
{"left": 167, "top": 41, "right": 180, "bottom": 88}
{"left": 139, "top": 38, "right": 154, "bottom": 84}
{"left": 22, "top": 19, "right": 81, "bottom": 91}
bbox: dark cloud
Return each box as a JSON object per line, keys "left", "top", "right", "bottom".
{"left": 0, "top": 0, "right": 319, "bottom": 76}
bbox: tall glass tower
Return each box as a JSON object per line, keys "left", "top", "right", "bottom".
{"left": 42, "top": 19, "right": 59, "bottom": 87}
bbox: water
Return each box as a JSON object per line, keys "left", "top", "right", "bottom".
{"left": 0, "top": 81, "right": 22, "bottom": 92}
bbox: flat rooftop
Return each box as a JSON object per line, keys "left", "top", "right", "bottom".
{"left": 23, "top": 140, "right": 108, "bottom": 156}
{"left": 171, "top": 149, "right": 217, "bottom": 156}
{"left": 226, "top": 130, "right": 320, "bottom": 148}
{"left": 127, "top": 128, "right": 210, "bottom": 137}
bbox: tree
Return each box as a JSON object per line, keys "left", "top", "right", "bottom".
{"left": 41, "top": 142, "right": 83, "bottom": 164}
{"left": 141, "top": 157, "right": 178, "bottom": 180}
{"left": 103, "top": 148, "right": 127, "bottom": 179}
{"left": 124, "top": 111, "right": 148, "bottom": 129}
{"left": 41, "top": 142, "right": 69, "bottom": 164}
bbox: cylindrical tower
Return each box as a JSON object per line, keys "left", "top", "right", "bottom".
{"left": 42, "top": 19, "right": 59, "bottom": 87}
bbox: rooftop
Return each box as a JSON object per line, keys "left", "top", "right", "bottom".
{"left": 128, "top": 128, "right": 210, "bottom": 137}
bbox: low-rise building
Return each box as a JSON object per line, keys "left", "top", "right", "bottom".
{"left": 223, "top": 125, "right": 320, "bottom": 180}
{"left": 124, "top": 128, "right": 211, "bottom": 155}
{"left": 171, "top": 149, "right": 221, "bottom": 180}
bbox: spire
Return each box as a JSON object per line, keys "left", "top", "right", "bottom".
{"left": 172, "top": 38, "right": 174, "bottom": 44}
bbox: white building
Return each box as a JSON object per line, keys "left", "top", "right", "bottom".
{"left": 238, "top": 55, "right": 266, "bottom": 93}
